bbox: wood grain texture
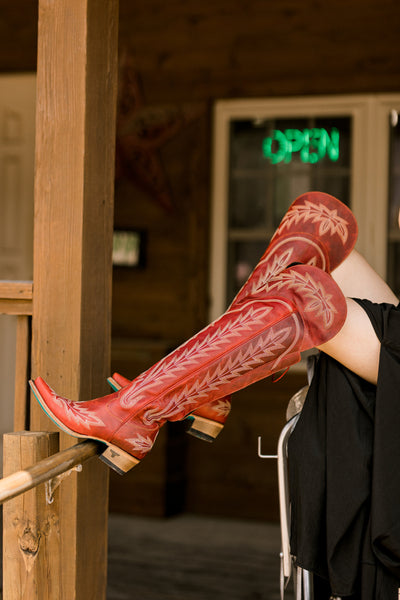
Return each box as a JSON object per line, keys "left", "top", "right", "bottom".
{"left": 0, "top": 282, "right": 33, "bottom": 299}
{"left": 14, "top": 316, "right": 31, "bottom": 431}
{"left": 0, "top": 299, "right": 32, "bottom": 315}
{"left": 1, "top": 0, "right": 400, "bottom": 97}
{"left": 3, "top": 431, "right": 60, "bottom": 600}
{"left": 0, "top": 440, "right": 100, "bottom": 505}
{"left": 0, "top": 282, "right": 33, "bottom": 315}
{"left": 30, "top": 1, "right": 119, "bottom": 598}
{"left": 118, "top": 0, "right": 400, "bottom": 100}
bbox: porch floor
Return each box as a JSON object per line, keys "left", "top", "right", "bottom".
{"left": 107, "top": 513, "right": 294, "bottom": 600}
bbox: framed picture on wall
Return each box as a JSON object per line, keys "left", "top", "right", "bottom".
{"left": 112, "top": 229, "right": 147, "bottom": 268}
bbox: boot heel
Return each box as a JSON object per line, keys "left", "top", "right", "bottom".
{"left": 99, "top": 444, "right": 140, "bottom": 475}
{"left": 107, "top": 376, "right": 122, "bottom": 391}
{"left": 185, "top": 415, "right": 224, "bottom": 442}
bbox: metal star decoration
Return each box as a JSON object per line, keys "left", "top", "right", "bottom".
{"left": 115, "top": 52, "right": 205, "bottom": 211}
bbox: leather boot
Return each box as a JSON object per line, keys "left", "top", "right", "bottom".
{"left": 231, "top": 191, "right": 357, "bottom": 307}
{"left": 30, "top": 263, "right": 347, "bottom": 475}
{"left": 107, "top": 373, "right": 231, "bottom": 442}
{"left": 107, "top": 191, "right": 357, "bottom": 443}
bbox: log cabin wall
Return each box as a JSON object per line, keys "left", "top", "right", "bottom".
{"left": 2, "top": 0, "right": 400, "bottom": 521}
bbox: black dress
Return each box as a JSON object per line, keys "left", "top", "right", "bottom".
{"left": 288, "top": 299, "right": 400, "bottom": 599}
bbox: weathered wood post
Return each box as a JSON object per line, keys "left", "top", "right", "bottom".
{"left": 3, "top": 432, "right": 60, "bottom": 600}
{"left": 30, "top": 1, "right": 119, "bottom": 598}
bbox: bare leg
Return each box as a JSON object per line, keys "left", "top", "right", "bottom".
{"left": 318, "top": 250, "right": 399, "bottom": 385}
{"left": 318, "top": 298, "right": 381, "bottom": 384}
{"left": 330, "top": 250, "right": 398, "bottom": 305}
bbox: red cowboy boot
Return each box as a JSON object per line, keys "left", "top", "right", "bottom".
{"left": 107, "top": 373, "right": 231, "bottom": 442}
{"left": 30, "top": 263, "right": 347, "bottom": 475}
{"left": 106, "top": 192, "right": 357, "bottom": 443}
{"left": 230, "top": 191, "right": 357, "bottom": 306}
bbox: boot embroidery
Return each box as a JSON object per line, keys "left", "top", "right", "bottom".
{"left": 276, "top": 200, "right": 350, "bottom": 244}
{"left": 214, "top": 398, "right": 232, "bottom": 416}
{"left": 247, "top": 243, "right": 325, "bottom": 297}
{"left": 51, "top": 392, "right": 106, "bottom": 428}
{"left": 244, "top": 249, "right": 295, "bottom": 297}
{"left": 266, "top": 237, "right": 326, "bottom": 268}
{"left": 141, "top": 324, "right": 296, "bottom": 424}
{"left": 120, "top": 304, "right": 275, "bottom": 409}
{"left": 267, "top": 269, "right": 338, "bottom": 327}
{"left": 125, "top": 432, "right": 158, "bottom": 453}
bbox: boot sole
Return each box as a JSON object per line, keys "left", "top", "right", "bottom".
{"left": 29, "top": 380, "right": 140, "bottom": 475}
{"left": 107, "top": 376, "right": 224, "bottom": 442}
{"left": 184, "top": 415, "right": 224, "bottom": 442}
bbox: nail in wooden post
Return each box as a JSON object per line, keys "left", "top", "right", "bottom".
{"left": 3, "top": 431, "right": 60, "bottom": 600}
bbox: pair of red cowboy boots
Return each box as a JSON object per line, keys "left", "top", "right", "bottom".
{"left": 30, "top": 191, "right": 358, "bottom": 474}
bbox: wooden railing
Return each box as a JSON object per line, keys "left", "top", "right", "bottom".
{"left": 0, "top": 437, "right": 101, "bottom": 505}
{"left": 0, "top": 281, "right": 107, "bottom": 598}
{"left": 0, "top": 280, "right": 33, "bottom": 315}
{"left": 1, "top": 431, "right": 104, "bottom": 600}
{"left": 0, "top": 280, "right": 33, "bottom": 430}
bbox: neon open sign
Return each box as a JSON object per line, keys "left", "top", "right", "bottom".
{"left": 262, "top": 127, "right": 340, "bottom": 164}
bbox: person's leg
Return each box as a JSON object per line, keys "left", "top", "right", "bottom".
{"left": 318, "top": 298, "right": 381, "bottom": 384}
{"left": 331, "top": 250, "right": 398, "bottom": 305}
{"left": 318, "top": 250, "right": 399, "bottom": 385}
{"left": 109, "top": 190, "right": 360, "bottom": 443}
{"left": 30, "top": 263, "right": 347, "bottom": 473}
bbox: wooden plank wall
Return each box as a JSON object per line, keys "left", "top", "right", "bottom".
{"left": 118, "top": 0, "right": 400, "bottom": 101}
{"left": 2, "top": 0, "right": 400, "bottom": 521}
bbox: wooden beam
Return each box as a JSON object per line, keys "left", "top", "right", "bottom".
{"left": 0, "top": 281, "right": 33, "bottom": 299}
{"left": 0, "top": 281, "right": 33, "bottom": 315}
{"left": 3, "top": 431, "right": 60, "bottom": 600}
{"left": 31, "top": 1, "right": 119, "bottom": 598}
{"left": 0, "top": 299, "right": 32, "bottom": 315}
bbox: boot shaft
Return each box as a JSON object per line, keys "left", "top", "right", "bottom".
{"left": 116, "top": 264, "right": 346, "bottom": 419}
{"left": 231, "top": 191, "right": 357, "bottom": 306}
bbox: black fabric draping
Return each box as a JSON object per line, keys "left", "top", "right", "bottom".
{"left": 288, "top": 299, "right": 400, "bottom": 599}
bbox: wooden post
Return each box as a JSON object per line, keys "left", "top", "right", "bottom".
{"left": 3, "top": 432, "right": 60, "bottom": 600}
{"left": 31, "top": 1, "right": 119, "bottom": 598}
{"left": 14, "top": 316, "right": 31, "bottom": 431}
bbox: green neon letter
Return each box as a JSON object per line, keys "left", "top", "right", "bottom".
{"left": 325, "top": 127, "right": 340, "bottom": 161}
{"left": 300, "top": 129, "right": 318, "bottom": 164}
{"left": 262, "top": 130, "right": 288, "bottom": 164}
{"left": 285, "top": 129, "right": 304, "bottom": 155}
